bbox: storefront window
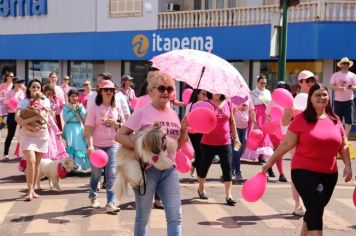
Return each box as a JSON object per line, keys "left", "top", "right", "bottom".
{"left": 251, "top": 60, "right": 324, "bottom": 91}
{"left": 69, "top": 61, "right": 105, "bottom": 89}
{"left": 122, "top": 60, "right": 151, "bottom": 96}
{"left": 0, "top": 60, "right": 16, "bottom": 82}
{"left": 27, "top": 61, "right": 61, "bottom": 85}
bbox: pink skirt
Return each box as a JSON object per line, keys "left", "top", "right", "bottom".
{"left": 19, "top": 128, "right": 49, "bottom": 153}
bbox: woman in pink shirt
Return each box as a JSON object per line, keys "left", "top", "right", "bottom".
{"left": 116, "top": 72, "right": 188, "bottom": 236}
{"left": 197, "top": 92, "right": 240, "bottom": 206}
{"left": 3, "top": 77, "right": 25, "bottom": 160}
{"left": 263, "top": 83, "right": 352, "bottom": 235}
{"left": 0, "top": 71, "right": 14, "bottom": 130}
{"left": 85, "top": 80, "right": 124, "bottom": 214}
{"left": 79, "top": 80, "right": 92, "bottom": 109}
{"left": 119, "top": 75, "right": 136, "bottom": 113}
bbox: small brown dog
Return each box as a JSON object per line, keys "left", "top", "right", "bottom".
{"left": 21, "top": 91, "right": 48, "bottom": 129}
{"left": 112, "top": 124, "right": 177, "bottom": 201}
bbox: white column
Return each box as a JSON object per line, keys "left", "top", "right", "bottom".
{"left": 104, "top": 61, "right": 122, "bottom": 86}
{"left": 16, "top": 60, "right": 26, "bottom": 80}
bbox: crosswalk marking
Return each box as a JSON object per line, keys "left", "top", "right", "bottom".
{"left": 25, "top": 199, "right": 69, "bottom": 233}
{"left": 1, "top": 183, "right": 354, "bottom": 190}
{"left": 0, "top": 202, "right": 14, "bottom": 225}
{"left": 194, "top": 198, "right": 239, "bottom": 228}
{"left": 285, "top": 199, "right": 352, "bottom": 231}
{"left": 88, "top": 197, "right": 120, "bottom": 231}
{"left": 1, "top": 196, "right": 353, "bottom": 234}
{"left": 335, "top": 198, "right": 355, "bottom": 208}
{"left": 150, "top": 208, "right": 166, "bottom": 229}
{"left": 242, "top": 199, "right": 295, "bottom": 229}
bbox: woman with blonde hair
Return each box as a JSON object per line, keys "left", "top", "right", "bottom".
{"left": 116, "top": 72, "right": 188, "bottom": 236}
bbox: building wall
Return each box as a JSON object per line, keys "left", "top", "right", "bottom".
{"left": 0, "top": 0, "right": 96, "bottom": 35}
{"left": 96, "top": 0, "right": 158, "bottom": 32}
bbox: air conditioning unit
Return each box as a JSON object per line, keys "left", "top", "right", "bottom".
{"left": 167, "top": 3, "right": 180, "bottom": 12}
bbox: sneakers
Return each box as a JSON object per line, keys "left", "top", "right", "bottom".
{"left": 106, "top": 203, "right": 120, "bottom": 214}
{"left": 235, "top": 172, "right": 243, "bottom": 183}
{"left": 212, "top": 155, "right": 220, "bottom": 163}
{"left": 3, "top": 155, "right": 9, "bottom": 161}
{"left": 267, "top": 168, "right": 276, "bottom": 177}
{"left": 279, "top": 174, "right": 288, "bottom": 182}
{"left": 90, "top": 198, "right": 100, "bottom": 208}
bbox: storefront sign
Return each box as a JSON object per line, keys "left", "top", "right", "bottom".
{"left": 132, "top": 33, "right": 214, "bottom": 58}
{"left": 0, "top": 0, "right": 47, "bottom": 17}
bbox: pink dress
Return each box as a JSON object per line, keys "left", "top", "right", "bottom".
{"left": 43, "top": 114, "right": 68, "bottom": 160}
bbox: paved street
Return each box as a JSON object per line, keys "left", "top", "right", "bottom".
{"left": 0, "top": 129, "right": 355, "bottom": 236}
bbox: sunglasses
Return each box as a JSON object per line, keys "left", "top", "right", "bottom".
{"left": 83, "top": 84, "right": 89, "bottom": 86}
{"left": 154, "top": 85, "right": 174, "bottom": 94}
{"left": 301, "top": 77, "right": 315, "bottom": 84}
{"left": 7, "top": 75, "right": 14, "bottom": 78}
{"left": 101, "top": 88, "right": 115, "bottom": 92}
{"left": 342, "top": 62, "right": 350, "bottom": 66}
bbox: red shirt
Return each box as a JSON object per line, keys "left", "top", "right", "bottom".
{"left": 201, "top": 100, "right": 232, "bottom": 146}
{"left": 289, "top": 114, "right": 344, "bottom": 173}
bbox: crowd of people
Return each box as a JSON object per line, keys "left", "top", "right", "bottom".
{"left": 0, "top": 56, "right": 355, "bottom": 236}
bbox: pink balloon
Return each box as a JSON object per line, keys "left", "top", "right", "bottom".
{"left": 176, "top": 151, "right": 192, "bottom": 173}
{"left": 135, "top": 95, "right": 151, "bottom": 109}
{"left": 187, "top": 126, "right": 197, "bottom": 134}
{"left": 242, "top": 172, "right": 267, "bottom": 202}
{"left": 270, "top": 105, "right": 284, "bottom": 122}
{"left": 8, "top": 97, "right": 19, "bottom": 110}
{"left": 90, "top": 150, "right": 108, "bottom": 168}
{"left": 191, "top": 101, "right": 214, "bottom": 111}
{"left": 261, "top": 121, "right": 280, "bottom": 135}
{"left": 249, "top": 129, "right": 263, "bottom": 143}
{"left": 353, "top": 186, "right": 356, "bottom": 207}
{"left": 187, "top": 107, "right": 217, "bottom": 134}
{"left": 181, "top": 142, "right": 195, "bottom": 160}
{"left": 130, "top": 98, "right": 138, "bottom": 109}
{"left": 272, "top": 88, "right": 293, "bottom": 108}
{"left": 182, "top": 89, "right": 193, "bottom": 105}
{"left": 246, "top": 139, "right": 258, "bottom": 151}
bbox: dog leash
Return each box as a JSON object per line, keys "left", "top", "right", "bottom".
{"left": 138, "top": 161, "right": 147, "bottom": 196}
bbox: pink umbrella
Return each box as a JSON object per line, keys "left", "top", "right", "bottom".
{"left": 150, "top": 49, "right": 250, "bottom": 97}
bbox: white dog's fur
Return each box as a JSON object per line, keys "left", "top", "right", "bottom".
{"left": 37, "top": 158, "right": 78, "bottom": 191}
{"left": 112, "top": 124, "right": 177, "bottom": 201}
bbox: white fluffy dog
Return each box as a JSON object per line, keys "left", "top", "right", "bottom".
{"left": 37, "top": 158, "right": 78, "bottom": 191}
{"left": 113, "top": 124, "right": 177, "bottom": 201}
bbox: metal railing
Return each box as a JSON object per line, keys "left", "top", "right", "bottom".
{"left": 158, "top": 1, "right": 356, "bottom": 29}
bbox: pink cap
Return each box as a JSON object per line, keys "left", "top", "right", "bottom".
{"left": 98, "top": 80, "right": 115, "bottom": 89}
{"left": 297, "top": 70, "right": 317, "bottom": 81}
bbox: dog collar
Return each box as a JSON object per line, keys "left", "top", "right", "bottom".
{"left": 57, "top": 163, "right": 67, "bottom": 179}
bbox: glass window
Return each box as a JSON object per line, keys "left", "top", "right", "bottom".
{"left": 110, "top": 0, "right": 142, "bottom": 17}
{"left": 122, "top": 60, "right": 151, "bottom": 96}
{"left": 228, "top": 0, "right": 236, "bottom": 8}
{"left": 216, "top": 0, "right": 224, "bottom": 9}
{"left": 0, "top": 60, "right": 16, "bottom": 82}
{"left": 251, "top": 60, "right": 324, "bottom": 91}
{"left": 69, "top": 61, "right": 105, "bottom": 89}
{"left": 194, "top": 0, "right": 202, "bottom": 10}
{"left": 27, "top": 61, "right": 61, "bottom": 85}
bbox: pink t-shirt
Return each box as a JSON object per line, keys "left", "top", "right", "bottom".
{"left": 0, "top": 82, "right": 13, "bottom": 115}
{"left": 85, "top": 104, "right": 123, "bottom": 147}
{"left": 233, "top": 100, "right": 254, "bottom": 129}
{"left": 124, "top": 104, "right": 181, "bottom": 162}
{"left": 201, "top": 100, "right": 232, "bottom": 146}
{"left": 4, "top": 89, "right": 25, "bottom": 113}
{"left": 79, "top": 92, "right": 91, "bottom": 108}
{"left": 330, "top": 71, "right": 356, "bottom": 101}
{"left": 54, "top": 85, "right": 66, "bottom": 107}
{"left": 289, "top": 114, "right": 344, "bottom": 173}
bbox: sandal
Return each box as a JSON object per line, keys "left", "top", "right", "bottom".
{"left": 32, "top": 192, "right": 40, "bottom": 199}
{"left": 24, "top": 194, "right": 33, "bottom": 201}
{"left": 197, "top": 190, "right": 208, "bottom": 200}
{"left": 292, "top": 206, "right": 304, "bottom": 216}
{"left": 153, "top": 203, "right": 164, "bottom": 210}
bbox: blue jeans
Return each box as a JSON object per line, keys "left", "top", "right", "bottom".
{"left": 88, "top": 145, "right": 118, "bottom": 204}
{"left": 133, "top": 166, "right": 182, "bottom": 236}
{"left": 232, "top": 128, "right": 247, "bottom": 174}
